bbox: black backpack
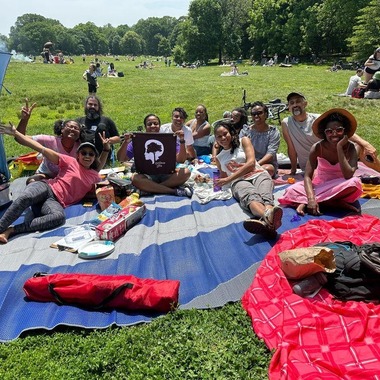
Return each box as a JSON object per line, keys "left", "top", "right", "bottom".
{"left": 317, "top": 242, "right": 380, "bottom": 302}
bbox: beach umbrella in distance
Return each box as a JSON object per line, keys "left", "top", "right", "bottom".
{"left": 44, "top": 41, "right": 53, "bottom": 48}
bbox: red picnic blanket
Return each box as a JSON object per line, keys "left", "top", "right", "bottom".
{"left": 242, "top": 214, "right": 380, "bottom": 379}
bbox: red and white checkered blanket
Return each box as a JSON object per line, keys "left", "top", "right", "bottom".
{"left": 242, "top": 214, "right": 380, "bottom": 379}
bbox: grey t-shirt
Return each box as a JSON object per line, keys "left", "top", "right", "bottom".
{"left": 283, "top": 113, "right": 321, "bottom": 171}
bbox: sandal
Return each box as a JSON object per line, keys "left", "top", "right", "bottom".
{"left": 243, "top": 219, "right": 277, "bottom": 239}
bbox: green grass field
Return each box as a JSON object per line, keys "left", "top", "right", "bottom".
{"left": 0, "top": 58, "right": 379, "bottom": 379}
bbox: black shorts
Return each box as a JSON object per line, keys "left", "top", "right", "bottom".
{"left": 88, "top": 83, "right": 97, "bottom": 93}
{"left": 364, "top": 67, "right": 378, "bottom": 75}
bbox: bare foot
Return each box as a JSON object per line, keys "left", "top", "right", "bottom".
{"left": 296, "top": 203, "right": 306, "bottom": 216}
{"left": 0, "top": 227, "right": 14, "bottom": 244}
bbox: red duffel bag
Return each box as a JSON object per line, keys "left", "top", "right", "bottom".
{"left": 24, "top": 272, "right": 180, "bottom": 313}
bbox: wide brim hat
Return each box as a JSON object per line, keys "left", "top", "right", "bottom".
{"left": 77, "top": 142, "right": 99, "bottom": 157}
{"left": 312, "top": 108, "right": 357, "bottom": 139}
{"left": 287, "top": 91, "right": 306, "bottom": 102}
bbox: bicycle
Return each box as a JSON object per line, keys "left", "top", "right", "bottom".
{"left": 211, "top": 90, "right": 288, "bottom": 129}
{"left": 241, "top": 89, "right": 288, "bottom": 124}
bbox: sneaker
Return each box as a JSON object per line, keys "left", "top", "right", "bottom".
{"left": 263, "top": 206, "right": 283, "bottom": 231}
{"left": 175, "top": 186, "right": 193, "bottom": 198}
{"left": 243, "top": 219, "right": 277, "bottom": 239}
{"left": 292, "top": 272, "right": 328, "bottom": 297}
{"left": 272, "top": 206, "right": 283, "bottom": 230}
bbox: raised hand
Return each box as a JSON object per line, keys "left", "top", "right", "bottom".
{"left": 98, "top": 131, "right": 111, "bottom": 150}
{"left": 0, "top": 122, "right": 16, "bottom": 136}
{"left": 20, "top": 98, "right": 37, "bottom": 120}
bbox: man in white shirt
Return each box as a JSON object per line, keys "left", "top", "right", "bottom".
{"left": 344, "top": 69, "right": 364, "bottom": 96}
{"left": 160, "top": 107, "right": 196, "bottom": 160}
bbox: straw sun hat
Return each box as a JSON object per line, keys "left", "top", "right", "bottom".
{"left": 312, "top": 108, "right": 357, "bottom": 139}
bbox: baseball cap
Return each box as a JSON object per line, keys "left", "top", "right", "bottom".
{"left": 77, "top": 142, "right": 99, "bottom": 157}
{"left": 287, "top": 92, "right": 306, "bottom": 102}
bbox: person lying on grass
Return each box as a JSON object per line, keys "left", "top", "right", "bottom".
{"left": 117, "top": 113, "right": 192, "bottom": 198}
{"left": 213, "top": 120, "right": 282, "bottom": 238}
{"left": 0, "top": 123, "right": 110, "bottom": 244}
{"left": 279, "top": 108, "right": 362, "bottom": 216}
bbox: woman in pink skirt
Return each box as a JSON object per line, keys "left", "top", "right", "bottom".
{"left": 279, "top": 108, "right": 362, "bottom": 215}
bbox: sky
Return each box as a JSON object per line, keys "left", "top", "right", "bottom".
{"left": 1, "top": 0, "right": 191, "bottom": 36}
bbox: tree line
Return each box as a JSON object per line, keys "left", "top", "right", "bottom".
{"left": 0, "top": 0, "right": 378, "bottom": 63}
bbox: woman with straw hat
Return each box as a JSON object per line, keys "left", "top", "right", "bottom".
{"left": 279, "top": 108, "right": 362, "bottom": 216}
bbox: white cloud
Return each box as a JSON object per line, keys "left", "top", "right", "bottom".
{"left": 0, "top": 0, "right": 190, "bottom": 36}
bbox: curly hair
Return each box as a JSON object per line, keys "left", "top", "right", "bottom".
{"left": 214, "top": 120, "right": 240, "bottom": 154}
{"left": 53, "top": 119, "right": 81, "bottom": 137}
{"left": 317, "top": 112, "right": 349, "bottom": 140}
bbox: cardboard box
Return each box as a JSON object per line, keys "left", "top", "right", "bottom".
{"left": 95, "top": 204, "right": 146, "bottom": 241}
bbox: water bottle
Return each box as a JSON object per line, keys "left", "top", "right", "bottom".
{"left": 213, "top": 169, "right": 221, "bottom": 192}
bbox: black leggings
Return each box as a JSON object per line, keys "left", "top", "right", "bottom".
{"left": 0, "top": 181, "right": 65, "bottom": 236}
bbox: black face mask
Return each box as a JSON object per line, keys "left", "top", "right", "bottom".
{"left": 86, "top": 108, "right": 100, "bottom": 120}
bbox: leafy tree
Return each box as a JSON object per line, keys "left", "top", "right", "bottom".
{"left": 248, "top": 0, "right": 321, "bottom": 60}
{"left": 348, "top": 0, "right": 380, "bottom": 61}
{"left": 120, "top": 31, "right": 144, "bottom": 55}
{"left": 72, "top": 22, "right": 108, "bottom": 54}
{"left": 156, "top": 35, "right": 172, "bottom": 56}
{"left": 8, "top": 14, "right": 63, "bottom": 55}
{"left": 316, "top": 0, "right": 370, "bottom": 55}
{"left": 0, "top": 34, "right": 9, "bottom": 51}
{"left": 133, "top": 17, "right": 179, "bottom": 55}
{"left": 219, "top": 0, "right": 251, "bottom": 61}
{"left": 179, "top": 0, "right": 223, "bottom": 63}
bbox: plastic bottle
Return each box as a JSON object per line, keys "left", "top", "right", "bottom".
{"left": 213, "top": 169, "right": 221, "bottom": 192}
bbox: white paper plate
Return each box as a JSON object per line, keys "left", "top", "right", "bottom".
{"left": 78, "top": 241, "right": 115, "bottom": 259}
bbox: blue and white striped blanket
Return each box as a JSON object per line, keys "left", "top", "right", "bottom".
{"left": 0, "top": 178, "right": 373, "bottom": 342}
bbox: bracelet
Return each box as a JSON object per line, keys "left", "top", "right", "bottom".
{"left": 41, "top": 147, "right": 45, "bottom": 155}
{"left": 179, "top": 140, "right": 185, "bottom": 144}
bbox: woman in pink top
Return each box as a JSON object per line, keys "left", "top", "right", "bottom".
{"left": 279, "top": 108, "right": 362, "bottom": 215}
{"left": 0, "top": 124, "right": 110, "bottom": 244}
{"left": 15, "top": 99, "right": 82, "bottom": 183}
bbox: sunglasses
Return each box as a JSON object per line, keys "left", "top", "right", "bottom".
{"left": 251, "top": 111, "right": 264, "bottom": 117}
{"left": 79, "top": 150, "right": 95, "bottom": 157}
{"left": 324, "top": 126, "right": 345, "bottom": 136}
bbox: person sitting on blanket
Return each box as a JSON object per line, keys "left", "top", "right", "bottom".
{"left": 282, "top": 91, "right": 378, "bottom": 175}
{"left": 0, "top": 123, "right": 110, "bottom": 244}
{"left": 160, "top": 107, "right": 196, "bottom": 160}
{"left": 241, "top": 101, "right": 280, "bottom": 178}
{"left": 213, "top": 120, "right": 282, "bottom": 238}
{"left": 279, "top": 108, "right": 363, "bottom": 216}
{"left": 185, "top": 104, "right": 211, "bottom": 156}
{"left": 15, "top": 98, "right": 83, "bottom": 184}
{"left": 211, "top": 107, "right": 249, "bottom": 164}
{"left": 117, "top": 114, "right": 192, "bottom": 198}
